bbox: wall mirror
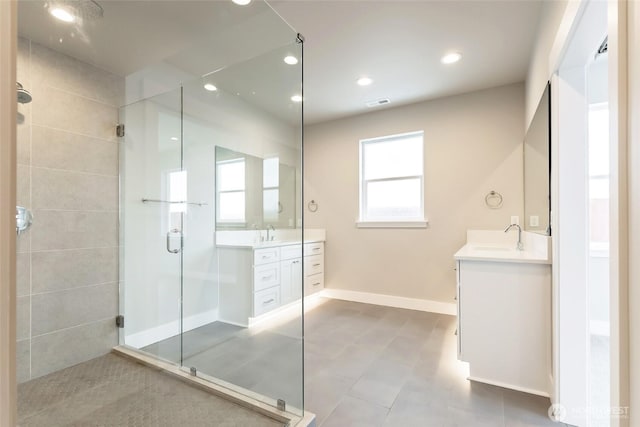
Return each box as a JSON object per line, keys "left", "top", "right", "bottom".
{"left": 523, "top": 83, "right": 551, "bottom": 235}
{"left": 215, "top": 146, "right": 297, "bottom": 230}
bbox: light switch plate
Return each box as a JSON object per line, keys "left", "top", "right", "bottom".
{"left": 510, "top": 216, "right": 520, "bottom": 225}
{"left": 530, "top": 215, "right": 539, "bottom": 227}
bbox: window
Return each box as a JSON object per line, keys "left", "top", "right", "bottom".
{"left": 216, "top": 158, "right": 246, "bottom": 224}
{"left": 167, "top": 170, "right": 186, "bottom": 232}
{"left": 588, "top": 102, "right": 609, "bottom": 253}
{"left": 358, "top": 131, "right": 426, "bottom": 227}
{"left": 263, "top": 157, "right": 280, "bottom": 223}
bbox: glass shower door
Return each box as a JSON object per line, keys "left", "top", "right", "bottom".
{"left": 119, "top": 87, "right": 185, "bottom": 365}
{"left": 179, "top": 38, "right": 304, "bottom": 416}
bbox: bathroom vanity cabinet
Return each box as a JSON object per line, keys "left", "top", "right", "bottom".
{"left": 218, "top": 241, "right": 324, "bottom": 327}
{"left": 454, "top": 230, "right": 552, "bottom": 396}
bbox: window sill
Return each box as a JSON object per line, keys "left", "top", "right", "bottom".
{"left": 355, "top": 220, "right": 429, "bottom": 229}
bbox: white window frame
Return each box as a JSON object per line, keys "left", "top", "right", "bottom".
{"left": 357, "top": 130, "right": 427, "bottom": 228}
{"left": 216, "top": 157, "right": 247, "bottom": 226}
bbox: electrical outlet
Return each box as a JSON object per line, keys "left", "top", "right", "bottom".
{"left": 530, "top": 215, "right": 539, "bottom": 227}
{"left": 510, "top": 216, "right": 520, "bottom": 225}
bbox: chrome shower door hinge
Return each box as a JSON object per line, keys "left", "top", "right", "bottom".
{"left": 190, "top": 367, "right": 197, "bottom": 376}
{"left": 116, "top": 124, "right": 125, "bottom": 137}
{"left": 115, "top": 315, "right": 124, "bottom": 328}
{"left": 277, "top": 399, "right": 286, "bottom": 411}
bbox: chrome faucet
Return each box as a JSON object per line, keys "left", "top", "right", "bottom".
{"left": 267, "top": 224, "right": 275, "bottom": 241}
{"left": 504, "top": 223, "right": 524, "bottom": 250}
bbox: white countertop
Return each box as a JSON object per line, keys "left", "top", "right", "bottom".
{"left": 215, "top": 228, "right": 326, "bottom": 249}
{"left": 216, "top": 239, "right": 323, "bottom": 249}
{"left": 454, "top": 244, "right": 550, "bottom": 264}
{"left": 454, "top": 229, "right": 551, "bottom": 265}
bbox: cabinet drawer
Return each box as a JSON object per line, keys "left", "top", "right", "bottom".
{"left": 304, "top": 254, "right": 324, "bottom": 277}
{"left": 304, "top": 273, "right": 324, "bottom": 295}
{"left": 254, "top": 263, "right": 280, "bottom": 292}
{"left": 280, "top": 244, "right": 302, "bottom": 261}
{"left": 254, "top": 247, "right": 280, "bottom": 265}
{"left": 254, "top": 286, "right": 280, "bottom": 316}
{"left": 304, "top": 242, "right": 324, "bottom": 256}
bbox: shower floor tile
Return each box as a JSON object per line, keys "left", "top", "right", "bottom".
{"left": 17, "top": 352, "right": 285, "bottom": 427}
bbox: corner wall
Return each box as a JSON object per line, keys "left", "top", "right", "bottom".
{"left": 304, "top": 83, "right": 524, "bottom": 304}
{"left": 525, "top": 0, "right": 569, "bottom": 128}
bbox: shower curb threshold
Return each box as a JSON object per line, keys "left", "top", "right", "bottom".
{"left": 112, "top": 346, "right": 316, "bottom": 427}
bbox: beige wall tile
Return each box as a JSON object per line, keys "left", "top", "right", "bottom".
{"left": 17, "top": 296, "right": 30, "bottom": 341}
{"left": 32, "top": 248, "right": 118, "bottom": 293}
{"left": 31, "top": 42, "right": 124, "bottom": 107}
{"left": 32, "top": 126, "right": 118, "bottom": 176}
{"left": 16, "top": 339, "right": 31, "bottom": 384}
{"left": 31, "top": 84, "right": 118, "bottom": 142}
{"left": 32, "top": 282, "right": 118, "bottom": 336}
{"left": 16, "top": 252, "right": 30, "bottom": 297}
{"left": 17, "top": 232, "right": 30, "bottom": 254}
{"left": 16, "top": 164, "right": 30, "bottom": 208}
{"left": 32, "top": 168, "right": 118, "bottom": 211}
{"left": 17, "top": 121, "right": 30, "bottom": 165}
{"left": 17, "top": 37, "right": 30, "bottom": 88}
{"left": 31, "top": 210, "right": 117, "bottom": 251}
{"left": 31, "top": 319, "right": 117, "bottom": 379}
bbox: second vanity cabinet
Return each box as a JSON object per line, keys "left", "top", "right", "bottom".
{"left": 219, "top": 241, "right": 324, "bottom": 326}
{"left": 454, "top": 233, "right": 552, "bottom": 397}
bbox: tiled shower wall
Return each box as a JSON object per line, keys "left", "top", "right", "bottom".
{"left": 16, "top": 37, "right": 124, "bottom": 382}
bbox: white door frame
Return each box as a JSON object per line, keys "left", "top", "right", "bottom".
{"left": 550, "top": 0, "right": 632, "bottom": 426}
{"left": 0, "top": 1, "right": 17, "bottom": 425}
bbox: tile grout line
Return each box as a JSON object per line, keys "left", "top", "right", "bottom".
{"left": 30, "top": 316, "right": 116, "bottom": 340}
{"left": 30, "top": 280, "right": 118, "bottom": 297}
{"left": 30, "top": 122, "right": 119, "bottom": 145}
{"left": 30, "top": 164, "right": 119, "bottom": 179}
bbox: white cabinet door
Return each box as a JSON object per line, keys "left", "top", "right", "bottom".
{"left": 281, "top": 258, "right": 302, "bottom": 305}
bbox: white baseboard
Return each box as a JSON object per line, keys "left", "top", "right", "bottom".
{"left": 320, "top": 289, "right": 456, "bottom": 316}
{"left": 125, "top": 309, "right": 218, "bottom": 349}
{"left": 468, "top": 376, "right": 550, "bottom": 398}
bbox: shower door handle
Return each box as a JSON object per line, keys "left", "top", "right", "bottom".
{"left": 166, "top": 229, "right": 182, "bottom": 254}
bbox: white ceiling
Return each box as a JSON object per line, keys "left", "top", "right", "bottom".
{"left": 270, "top": 0, "right": 543, "bottom": 124}
{"left": 17, "top": 0, "right": 543, "bottom": 125}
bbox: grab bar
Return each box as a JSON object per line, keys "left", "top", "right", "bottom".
{"left": 142, "top": 198, "right": 208, "bottom": 207}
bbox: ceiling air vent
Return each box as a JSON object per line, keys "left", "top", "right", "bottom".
{"left": 365, "top": 98, "right": 391, "bottom": 108}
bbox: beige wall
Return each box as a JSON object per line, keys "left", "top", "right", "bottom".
{"left": 304, "top": 83, "right": 524, "bottom": 303}
{"left": 525, "top": 0, "right": 569, "bottom": 129}
{"left": 16, "top": 38, "right": 123, "bottom": 382}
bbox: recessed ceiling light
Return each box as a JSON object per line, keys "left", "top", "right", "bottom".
{"left": 204, "top": 83, "right": 217, "bottom": 92}
{"left": 232, "top": 0, "right": 251, "bottom": 5}
{"left": 170, "top": 137, "right": 179, "bottom": 141}
{"left": 50, "top": 7, "right": 76, "bottom": 23}
{"left": 441, "top": 52, "right": 462, "bottom": 64}
{"left": 357, "top": 77, "right": 373, "bottom": 86}
{"left": 291, "top": 94, "right": 302, "bottom": 103}
{"left": 284, "top": 56, "right": 298, "bottom": 65}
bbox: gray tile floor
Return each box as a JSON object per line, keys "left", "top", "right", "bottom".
{"left": 304, "top": 298, "right": 566, "bottom": 427}
{"left": 17, "top": 353, "right": 284, "bottom": 427}
{"left": 19, "top": 298, "right": 571, "bottom": 426}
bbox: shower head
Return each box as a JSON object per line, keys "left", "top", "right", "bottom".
{"left": 16, "top": 82, "right": 32, "bottom": 104}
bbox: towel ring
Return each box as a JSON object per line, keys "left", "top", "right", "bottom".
{"left": 485, "top": 191, "right": 503, "bottom": 209}
{"left": 308, "top": 200, "right": 318, "bottom": 212}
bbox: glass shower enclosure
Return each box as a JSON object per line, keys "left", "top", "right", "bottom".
{"left": 117, "top": 3, "right": 304, "bottom": 420}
